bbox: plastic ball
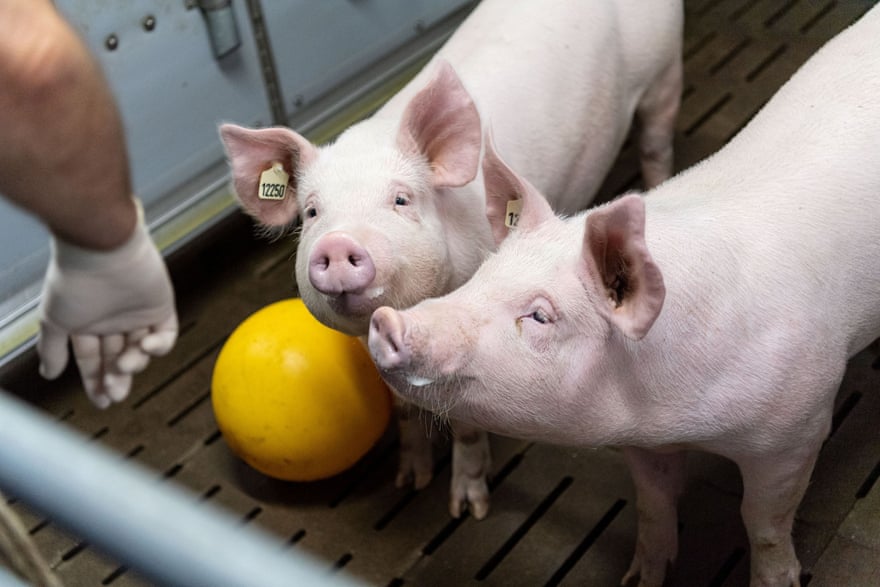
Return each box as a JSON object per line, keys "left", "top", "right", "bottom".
{"left": 211, "top": 298, "right": 392, "bottom": 481}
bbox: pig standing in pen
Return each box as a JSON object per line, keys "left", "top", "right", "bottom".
{"left": 368, "top": 5, "right": 880, "bottom": 587}
{"left": 219, "top": 0, "right": 682, "bottom": 520}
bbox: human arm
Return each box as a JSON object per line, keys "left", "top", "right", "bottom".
{"left": 0, "top": 0, "right": 178, "bottom": 407}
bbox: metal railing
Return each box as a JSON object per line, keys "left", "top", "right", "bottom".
{"left": 0, "top": 390, "right": 362, "bottom": 587}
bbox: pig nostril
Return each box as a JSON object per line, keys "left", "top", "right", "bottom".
{"left": 370, "top": 309, "right": 407, "bottom": 368}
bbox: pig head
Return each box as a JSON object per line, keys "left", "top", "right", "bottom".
{"left": 220, "top": 61, "right": 489, "bottom": 336}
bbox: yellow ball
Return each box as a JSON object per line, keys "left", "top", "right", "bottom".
{"left": 211, "top": 298, "right": 392, "bottom": 481}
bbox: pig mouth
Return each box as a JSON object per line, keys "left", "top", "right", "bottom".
{"left": 383, "top": 373, "right": 440, "bottom": 409}
{"left": 381, "top": 368, "right": 466, "bottom": 404}
{"left": 405, "top": 374, "right": 435, "bottom": 387}
{"left": 383, "top": 370, "right": 477, "bottom": 420}
{"left": 324, "top": 286, "right": 385, "bottom": 318}
{"left": 376, "top": 367, "right": 436, "bottom": 395}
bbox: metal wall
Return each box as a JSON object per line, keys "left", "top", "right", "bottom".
{"left": 0, "top": 0, "right": 472, "bottom": 364}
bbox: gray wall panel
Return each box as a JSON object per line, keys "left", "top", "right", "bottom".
{"left": 54, "top": 0, "right": 272, "bottom": 211}
{"left": 265, "top": 0, "right": 471, "bottom": 121}
{"left": 0, "top": 0, "right": 472, "bottom": 362}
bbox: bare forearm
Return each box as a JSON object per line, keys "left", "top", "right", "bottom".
{"left": 0, "top": 0, "right": 135, "bottom": 249}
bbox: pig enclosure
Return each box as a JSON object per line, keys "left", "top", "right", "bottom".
{"left": 2, "top": 0, "right": 880, "bottom": 585}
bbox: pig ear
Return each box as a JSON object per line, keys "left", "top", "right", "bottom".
{"left": 482, "top": 132, "right": 556, "bottom": 247}
{"left": 219, "top": 123, "right": 317, "bottom": 228}
{"left": 397, "top": 60, "right": 482, "bottom": 188}
{"left": 581, "top": 194, "right": 665, "bottom": 340}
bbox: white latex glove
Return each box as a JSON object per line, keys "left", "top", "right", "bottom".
{"left": 37, "top": 199, "right": 178, "bottom": 408}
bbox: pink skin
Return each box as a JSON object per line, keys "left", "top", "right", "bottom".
{"left": 220, "top": 0, "right": 683, "bottom": 525}
{"left": 219, "top": 61, "right": 485, "bottom": 336}
{"left": 370, "top": 27, "right": 880, "bottom": 580}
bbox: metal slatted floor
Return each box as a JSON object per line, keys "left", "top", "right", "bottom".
{"left": 2, "top": 1, "right": 879, "bottom": 585}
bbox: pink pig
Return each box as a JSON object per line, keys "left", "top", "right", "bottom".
{"left": 368, "top": 5, "right": 880, "bottom": 586}
{"left": 219, "top": 0, "right": 683, "bottom": 520}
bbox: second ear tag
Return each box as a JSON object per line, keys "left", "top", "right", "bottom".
{"left": 258, "top": 162, "right": 289, "bottom": 200}
{"left": 505, "top": 199, "right": 523, "bottom": 228}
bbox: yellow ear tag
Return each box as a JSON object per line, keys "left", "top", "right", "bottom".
{"left": 505, "top": 199, "right": 523, "bottom": 228}
{"left": 258, "top": 161, "right": 289, "bottom": 200}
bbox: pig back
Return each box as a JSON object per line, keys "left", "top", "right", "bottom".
{"left": 381, "top": 0, "right": 683, "bottom": 215}
{"left": 642, "top": 5, "right": 880, "bottom": 360}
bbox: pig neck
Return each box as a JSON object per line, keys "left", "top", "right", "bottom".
{"left": 587, "top": 184, "right": 777, "bottom": 450}
{"left": 434, "top": 182, "right": 495, "bottom": 294}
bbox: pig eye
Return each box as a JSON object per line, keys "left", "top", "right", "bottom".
{"left": 394, "top": 193, "right": 410, "bottom": 206}
{"left": 304, "top": 206, "right": 317, "bottom": 219}
{"left": 530, "top": 309, "right": 551, "bottom": 324}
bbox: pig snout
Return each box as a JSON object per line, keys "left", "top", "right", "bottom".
{"left": 369, "top": 307, "right": 411, "bottom": 371}
{"left": 308, "top": 232, "right": 376, "bottom": 296}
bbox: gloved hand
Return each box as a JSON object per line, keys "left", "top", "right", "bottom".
{"left": 36, "top": 199, "right": 178, "bottom": 408}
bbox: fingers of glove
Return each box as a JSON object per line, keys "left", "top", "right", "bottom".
{"left": 100, "top": 335, "right": 132, "bottom": 403}
{"left": 127, "top": 328, "right": 150, "bottom": 346}
{"left": 140, "top": 314, "right": 178, "bottom": 356}
{"left": 101, "top": 333, "right": 126, "bottom": 358}
{"left": 71, "top": 334, "right": 109, "bottom": 409}
{"left": 103, "top": 372, "right": 133, "bottom": 403}
{"left": 117, "top": 328, "right": 151, "bottom": 373}
{"left": 117, "top": 347, "right": 150, "bottom": 374}
{"left": 72, "top": 334, "right": 131, "bottom": 408}
{"left": 37, "top": 320, "right": 70, "bottom": 380}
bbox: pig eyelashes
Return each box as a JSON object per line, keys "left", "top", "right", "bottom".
{"left": 389, "top": 183, "right": 414, "bottom": 208}
{"left": 519, "top": 298, "right": 558, "bottom": 326}
{"left": 300, "top": 203, "right": 319, "bottom": 229}
{"left": 391, "top": 188, "right": 422, "bottom": 221}
{"left": 300, "top": 195, "right": 321, "bottom": 228}
{"left": 529, "top": 309, "right": 552, "bottom": 324}
{"left": 515, "top": 303, "right": 557, "bottom": 345}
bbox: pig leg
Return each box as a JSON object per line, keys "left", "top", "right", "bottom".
{"left": 635, "top": 57, "right": 682, "bottom": 189}
{"left": 737, "top": 446, "right": 822, "bottom": 587}
{"left": 449, "top": 420, "right": 491, "bottom": 520}
{"left": 395, "top": 397, "right": 435, "bottom": 489}
{"left": 621, "top": 447, "right": 687, "bottom": 587}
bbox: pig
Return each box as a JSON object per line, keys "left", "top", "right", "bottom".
{"left": 367, "top": 5, "right": 880, "bottom": 586}
{"left": 219, "top": 0, "right": 683, "bottom": 521}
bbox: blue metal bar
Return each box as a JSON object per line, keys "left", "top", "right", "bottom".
{"left": 0, "top": 566, "right": 27, "bottom": 587}
{"left": 0, "top": 390, "right": 363, "bottom": 587}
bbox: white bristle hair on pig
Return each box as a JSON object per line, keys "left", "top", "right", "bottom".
{"left": 368, "top": 4, "right": 880, "bottom": 586}
{"left": 219, "top": 0, "right": 683, "bottom": 521}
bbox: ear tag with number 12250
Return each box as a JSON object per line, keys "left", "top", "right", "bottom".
{"left": 505, "top": 199, "right": 523, "bottom": 228}
{"left": 258, "top": 162, "right": 289, "bottom": 200}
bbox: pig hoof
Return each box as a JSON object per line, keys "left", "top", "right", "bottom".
{"left": 413, "top": 469, "right": 433, "bottom": 490}
{"left": 621, "top": 555, "right": 671, "bottom": 587}
{"left": 449, "top": 496, "right": 490, "bottom": 520}
{"left": 449, "top": 495, "right": 490, "bottom": 520}
{"left": 395, "top": 438, "right": 434, "bottom": 490}
{"left": 395, "top": 467, "right": 433, "bottom": 490}
{"left": 469, "top": 495, "right": 490, "bottom": 520}
{"left": 449, "top": 478, "right": 490, "bottom": 520}
{"left": 751, "top": 567, "right": 802, "bottom": 587}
